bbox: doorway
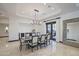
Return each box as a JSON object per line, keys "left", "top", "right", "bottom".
{"left": 46, "top": 22, "right": 56, "bottom": 41}
{"left": 0, "top": 24, "right": 9, "bottom": 46}
{"left": 63, "top": 17, "right": 79, "bottom": 48}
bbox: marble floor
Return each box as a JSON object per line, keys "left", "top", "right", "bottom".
{"left": 0, "top": 38, "right": 79, "bottom": 56}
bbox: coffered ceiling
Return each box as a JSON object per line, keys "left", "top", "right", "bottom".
{"left": 0, "top": 3, "right": 79, "bottom": 20}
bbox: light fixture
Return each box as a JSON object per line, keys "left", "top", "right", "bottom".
{"left": 31, "top": 9, "right": 42, "bottom": 25}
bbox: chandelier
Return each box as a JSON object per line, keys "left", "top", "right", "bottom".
{"left": 31, "top": 9, "right": 42, "bottom": 25}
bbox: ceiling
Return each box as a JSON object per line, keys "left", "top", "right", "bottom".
{"left": 0, "top": 3, "right": 79, "bottom": 20}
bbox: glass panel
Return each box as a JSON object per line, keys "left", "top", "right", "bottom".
{"left": 52, "top": 23, "right": 56, "bottom": 40}
{"left": 47, "top": 24, "right": 51, "bottom": 33}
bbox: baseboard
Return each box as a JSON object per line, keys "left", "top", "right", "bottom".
{"left": 0, "top": 36, "right": 8, "bottom": 38}
{"left": 8, "top": 40, "right": 19, "bottom": 42}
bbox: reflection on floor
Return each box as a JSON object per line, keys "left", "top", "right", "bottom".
{"left": 0, "top": 37, "right": 8, "bottom": 47}
{"left": 0, "top": 38, "right": 79, "bottom": 56}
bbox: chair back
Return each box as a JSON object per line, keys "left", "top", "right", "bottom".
{"left": 37, "top": 32, "right": 40, "bottom": 35}
{"left": 32, "top": 33, "right": 36, "bottom": 36}
{"left": 32, "top": 36, "right": 38, "bottom": 44}
{"left": 20, "top": 33, "right": 25, "bottom": 39}
{"left": 25, "top": 33, "right": 29, "bottom": 36}
{"left": 47, "top": 34, "right": 51, "bottom": 40}
{"left": 41, "top": 34, "right": 46, "bottom": 41}
{"left": 29, "top": 36, "right": 32, "bottom": 40}
{"left": 19, "top": 33, "right": 26, "bottom": 43}
{"left": 19, "top": 33, "right": 24, "bottom": 43}
{"left": 25, "top": 33, "right": 30, "bottom": 39}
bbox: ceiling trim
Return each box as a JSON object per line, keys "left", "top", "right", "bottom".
{"left": 16, "top": 13, "right": 33, "bottom": 20}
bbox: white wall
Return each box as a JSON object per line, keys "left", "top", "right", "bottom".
{"left": 0, "top": 19, "right": 9, "bottom": 24}
{"left": 9, "top": 16, "right": 31, "bottom": 41}
{"left": 19, "top": 23, "right": 32, "bottom": 33}
{"left": 67, "top": 22, "right": 79, "bottom": 41}
{"left": 0, "top": 24, "right": 6, "bottom": 33}
{"left": 8, "top": 16, "right": 43, "bottom": 41}
{"left": 41, "top": 23, "right": 46, "bottom": 34}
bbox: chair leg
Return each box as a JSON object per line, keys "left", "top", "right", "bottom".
{"left": 45, "top": 42, "right": 47, "bottom": 47}
{"left": 40, "top": 44, "right": 42, "bottom": 48}
{"left": 46, "top": 41, "right": 47, "bottom": 46}
{"left": 44, "top": 43, "right": 45, "bottom": 47}
{"left": 37, "top": 45, "right": 38, "bottom": 50}
{"left": 49, "top": 40, "right": 50, "bottom": 45}
{"left": 25, "top": 44, "right": 27, "bottom": 50}
{"left": 28, "top": 44, "right": 30, "bottom": 49}
{"left": 32, "top": 47, "right": 33, "bottom": 52}
{"left": 46, "top": 41, "right": 47, "bottom": 44}
{"left": 19, "top": 45, "right": 22, "bottom": 51}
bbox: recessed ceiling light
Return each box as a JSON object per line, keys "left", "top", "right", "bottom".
{"left": 34, "top": 9, "right": 39, "bottom": 12}
{"left": 48, "top": 5, "right": 52, "bottom": 8}
{"left": 47, "top": 5, "right": 55, "bottom": 10}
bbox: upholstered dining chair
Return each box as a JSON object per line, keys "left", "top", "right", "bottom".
{"left": 19, "top": 33, "right": 29, "bottom": 51}
{"left": 28, "top": 36, "right": 39, "bottom": 52}
{"left": 25, "top": 33, "right": 30, "bottom": 39}
{"left": 38, "top": 34, "right": 47, "bottom": 48}
{"left": 46, "top": 33, "right": 51, "bottom": 45}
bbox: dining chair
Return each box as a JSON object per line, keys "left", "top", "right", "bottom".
{"left": 32, "top": 33, "right": 36, "bottom": 36}
{"left": 38, "top": 34, "right": 47, "bottom": 48}
{"left": 25, "top": 33, "right": 30, "bottom": 39}
{"left": 37, "top": 32, "right": 40, "bottom": 36}
{"left": 19, "top": 33, "right": 29, "bottom": 51}
{"left": 46, "top": 33, "right": 51, "bottom": 45}
{"left": 28, "top": 36, "right": 39, "bottom": 52}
